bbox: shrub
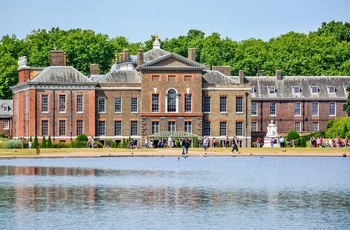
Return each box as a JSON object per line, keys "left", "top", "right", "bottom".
{"left": 175, "top": 139, "right": 180, "bottom": 147}
{"left": 122, "top": 138, "right": 126, "bottom": 148}
{"left": 33, "top": 135, "right": 38, "bottom": 148}
{"left": 52, "top": 142, "right": 70, "bottom": 148}
{"left": 47, "top": 136, "right": 52, "bottom": 148}
{"left": 42, "top": 136, "right": 47, "bottom": 148}
{"left": 22, "top": 141, "right": 29, "bottom": 149}
{"left": 105, "top": 139, "right": 113, "bottom": 147}
{"left": 94, "top": 141, "right": 103, "bottom": 148}
{"left": 193, "top": 137, "right": 199, "bottom": 147}
{"left": 0, "top": 139, "right": 6, "bottom": 148}
{"left": 76, "top": 134, "right": 88, "bottom": 142}
{"left": 5, "top": 140, "right": 23, "bottom": 149}
{"left": 0, "top": 133, "right": 6, "bottom": 138}
{"left": 287, "top": 130, "right": 300, "bottom": 141}
{"left": 112, "top": 142, "right": 116, "bottom": 148}
{"left": 300, "top": 137, "right": 307, "bottom": 147}
{"left": 70, "top": 141, "right": 88, "bottom": 148}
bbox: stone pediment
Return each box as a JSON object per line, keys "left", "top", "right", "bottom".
{"left": 137, "top": 53, "right": 206, "bottom": 71}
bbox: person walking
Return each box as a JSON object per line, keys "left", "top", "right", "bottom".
{"left": 231, "top": 135, "right": 240, "bottom": 154}
{"left": 181, "top": 139, "right": 186, "bottom": 155}
{"left": 225, "top": 136, "right": 229, "bottom": 148}
{"left": 184, "top": 139, "right": 190, "bottom": 154}
{"left": 279, "top": 136, "right": 284, "bottom": 148}
{"left": 203, "top": 136, "right": 209, "bottom": 154}
{"left": 145, "top": 137, "right": 149, "bottom": 148}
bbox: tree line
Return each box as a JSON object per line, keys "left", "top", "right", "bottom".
{"left": 1, "top": 21, "right": 350, "bottom": 99}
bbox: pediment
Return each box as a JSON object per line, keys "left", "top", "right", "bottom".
{"left": 137, "top": 53, "right": 206, "bottom": 70}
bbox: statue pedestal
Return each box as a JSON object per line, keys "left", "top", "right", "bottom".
{"left": 263, "top": 137, "right": 277, "bottom": 148}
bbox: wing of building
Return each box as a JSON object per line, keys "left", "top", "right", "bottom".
{"left": 10, "top": 36, "right": 251, "bottom": 147}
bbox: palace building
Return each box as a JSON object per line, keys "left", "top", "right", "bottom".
{"left": 11, "top": 36, "right": 252, "bottom": 147}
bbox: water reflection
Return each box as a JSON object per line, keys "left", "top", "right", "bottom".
{"left": 0, "top": 158, "right": 349, "bottom": 230}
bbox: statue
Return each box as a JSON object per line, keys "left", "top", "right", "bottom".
{"left": 266, "top": 120, "right": 278, "bottom": 137}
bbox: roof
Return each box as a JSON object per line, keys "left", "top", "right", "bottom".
{"left": 248, "top": 75, "right": 350, "bottom": 100}
{"left": 202, "top": 70, "right": 240, "bottom": 84}
{"left": 97, "top": 70, "right": 140, "bottom": 83}
{"left": 149, "top": 131, "right": 198, "bottom": 139}
{"left": 0, "top": 99, "right": 13, "bottom": 117}
{"left": 31, "top": 66, "right": 92, "bottom": 83}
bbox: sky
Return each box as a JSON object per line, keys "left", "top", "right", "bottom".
{"left": 1, "top": 0, "right": 349, "bottom": 43}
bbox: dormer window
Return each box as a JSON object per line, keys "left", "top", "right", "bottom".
{"left": 292, "top": 86, "right": 301, "bottom": 94}
{"left": 3, "top": 105, "right": 8, "bottom": 112}
{"left": 344, "top": 86, "right": 349, "bottom": 94}
{"left": 268, "top": 86, "right": 276, "bottom": 94}
{"left": 310, "top": 86, "right": 318, "bottom": 94}
{"left": 327, "top": 86, "right": 336, "bottom": 93}
{"left": 251, "top": 86, "right": 256, "bottom": 94}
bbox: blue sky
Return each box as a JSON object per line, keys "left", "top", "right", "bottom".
{"left": 1, "top": 0, "right": 349, "bottom": 43}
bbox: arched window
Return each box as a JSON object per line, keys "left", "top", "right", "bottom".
{"left": 167, "top": 89, "right": 177, "bottom": 112}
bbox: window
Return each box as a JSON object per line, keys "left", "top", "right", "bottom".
{"left": 220, "top": 97, "right": 227, "bottom": 113}
{"left": 294, "top": 102, "right": 301, "bottom": 116}
{"left": 236, "top": 122, "right": 243, "bottom": 136}
{"left": 152, "top": 121, "right": 159, "bottom": 134}
{"left": 268, "top": 86, "right": 276, "bottom": 94}
{"left": 168, "top": 121, "right": 176, "bottom": 132}
{"left": 59, "top": 120, "right": 66, "bottom": 136}
{"left": 312, "top": 122, "right": 319, "bottom": 132}
{"left": 203, "top": 121, "right": 211, "bottom": 136}
{"left": 98, "top": 121, "right": 105, "bottom": 136}
{"left": 329, "top": 102, "right": 336, "bottom": 116}
{"left": 152, "top": 94, "right": 159, "bottom": 112}
{"left": 115, "top": 97, "right": 122, "bottom": 113}
{"left": 312, "top": 102, "right": 319, "bottom": 116}
{"left": 311, "top": 86, "right": 318, "bottom": 94}
{"left": 184, "top": 94, "right": 192, "bottom": 112}
{"left": 236, "top": 97, "right": 243, "bottom": 113}
{"left": 98, "top": 97, "right": 105, "bottom": 113}
{"left": 59, "top": 95, "right": 66, "bottom": 112}
{"left": 328, "top": 86, "right": 336, "bottom": 93}
{"left": 3, "top": 105, "right": 8, "bottom": 112}
{"left": 220, "top": 122, "right": 227, "bottom": 136}
{"left": 251, "top": 86, "right": 256, "bottom": 94}
{"left": 42, "top": 120, "right": 48, "bottom": 136}
{"left": 76, "top": 120, "right": 83, "bottom": 135}
{"left": 2, "top": 120, "right": 9, "bottom": 130}
{"left": 184, "top": 122, "right": 192, "bottom": 133}
{"left": 114, "top": 121, "right": 122, "bottom": 136}
{"left": 42, "top": 95, "right": 48, "bottom": 112}
{"left": 203, "top": 96, "right": 211, "bottom": 113}
{"left": 167, "top": 89, "right": 177, "bottom": 112}
{"left": 344, "top": 86, "right": 349, "bottom": 94}
{"left": 269, "top": 102, "right": 276, "bottom": 116}
{"left": 294, "top": 122, "right": 301, "bottom": 132}
{"left": 251, "top": 102, "right": 258, "bottom": 116}
{"left": 251, "top": 122, "right": 258, "bottom": 132}
{"left": 131, "top": 121, "right": 138, "bottom": 136}
{"left": 292, "top": 86, "right": 301, "bottom": 94}
{"left": 131, "top": 98, "right": 138, "bottom": 113}
{"left": 75, "top": 95, "right": 83, "bottom": 112}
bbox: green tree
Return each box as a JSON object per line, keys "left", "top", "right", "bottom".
{"left": 300, "top": 137, "right": 307, "bottom": 147}
{"left": 33, "top": 135, "right": 38, "bottom": 148}
{"left": 42, "top": 136, "right": 47, "bottom": 148}
{"left": 343, "top": 85, "right": 350, "bottom": 116}
{"left": 325, "top": 117, "right": 350, "bottom": 138}
{"left": 287, "top": 130, "right": 300, "bottom": 140}
{"left": 47, "top": 136, "right": 52, "bottom": 148}
{"left": 76, "top": 134, "right": 88, "bottom": 142}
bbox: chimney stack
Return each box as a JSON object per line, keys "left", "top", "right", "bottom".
{"left": 123, "top": 49, "right": 129, "bottom": 62}
{"left": 275, "top": 70, "right": 282, "bottom": 80}
{"left": 212, "top": 66, "right": 231, "bottom": 76}
{"left": 90, "top": 64, "right": 99, "bottom": 75}
{"left": 188, "top": 48, "right": 196, "bottom": 62}
{"left": 119, "top": 53, "right": 123, "bottom": 63}
{"left": 50, "top": 50, "right": 66, "bottom": 66}
{"left": 239, "top": 70, "right": 245, "bottom": 84}
{"left": 137, "top": 49, "right": 144, "bottom": 66}
{"left": 257, "top": 70, "right": 263, "bottom": 76}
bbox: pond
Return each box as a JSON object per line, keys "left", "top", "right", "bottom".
{"left": 0, "top": 156, "right": 349, "bottom": 229}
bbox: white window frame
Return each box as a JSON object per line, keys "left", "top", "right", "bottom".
{"left": 184, "top": 121, "right": 192, "bottom": 133}
{"left": 329, "top": 102, "right": 336, "bottom": 116}
{"left": 131, "top": 121, "right": 138, "bottom": 136}
{"left": 312, "top": 102, "right": 319, "bottom": 116}
{"left": 131, "top": 98, "right": 138, "bottom": 113}
{"left": 152, "top": 121, "right": 159, "bottom": 134}
{"left": 251, "top": 102, "right": 258, "bottom": 116}
{"left": 310, "top": 86, "right": 318, "bottom": 94}
{"left": 98, "top": 120, "right": 106, "bottom": 136}
{"left": 2, "top": 120, "right": 9, "bottom": 130}
{"left": 98, "top": 97, "right": 106, "bottom": 113}
{"left": 42, "top": 95, "right": 48, "bottom": 112}
{"left": 203, "top": 96, "right": 211, "bottom": 113}
{"left": 294, "top": 122, "right": 301, "bottom": 132}
{"left": 327, "top": 86, "right": 336, "bottom": 94}
{"left": 166, "top": 89, "right": 178, "bottom": 113}
{"left": 268, "top": 86, "right": 276, "bottom": 94}
{"left": 76, "top": 95, "right": 83, "bottom": 113}
{"left": 114, "top": 121, "right": 122, "bottom": 136}
{"left": 292, "top": 86, "right": 301, "bottom": 94}
{"left": 294, "top": 102, "right": 301, "bottom": 116}
{"left": 76, "top": 120, "right": 83, "bottom": 135}
{"left": 312, "top": 122, "right": 319, "bottom": 132}
{"left": 251, "top": 122, "right": 258, "bottom": 132}
{"left": 115, "top": 97, "right": 122, "bottom": 113}
{"left": 236, "top": 97, "right": 243, "bottom": 113}
{"left": 220, "top": 96, "right": 227, "bottom": 113}
{"left": 59, "top": 95, "right": 66, "bottom": 113}
{"left": 269, "top": 102, "right": 276, "bottom": 116}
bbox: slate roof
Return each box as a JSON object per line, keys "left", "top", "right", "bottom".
{"left": 31, "top": 66, "right": 92, "bottom": 83}
{"left": 0, "top": 99, "right": 13, "bottom": 117}
{"left": 202, "top": 70, "right": 240, "bottom": 84}
{"left": 248, "top": 75, "right": 350, "bottom": 100}
{"left": 143, "top": 48, "right": 170, "bottom": 62}
{"left": 98, "top": 70, "right": 140, "bottom": 83}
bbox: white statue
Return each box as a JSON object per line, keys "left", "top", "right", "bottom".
{"left": 266, "top": 120, "right": 278, "bottom": 137}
